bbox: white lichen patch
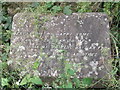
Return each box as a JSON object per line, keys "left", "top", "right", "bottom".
{"left": 75, "top": 36, "right": 79, "bottom": 40}
{"left": 7, "top": 60, "right": 13, "bottom": 65}
{"left": 76, "top": 40, "right": 83, "bottom": 46}
{"left": 87, "top": 71, "right": 93, "bottom": 77}
{"left": 85, "top": 47, "right": 89, "bottom": 51}
{"left": 95, "top": 72, "right": 98, "bottom": 75}
{"left": 107, "top": 24, "right": 109, "bottom": 28}
{"left": 60, "top": 22, "right": 64, "bottom": 24}
{"left": 89, "top": 61, "right": 99, "bottom": 75}
{"left": 52, "top": 70, "right": 58, "bottom": 77}
{"left": 89, "top": 61, "right": 98, "bottom": 70}
{"left": 104, "top": 18, "right": 108, "bottom": 21}
{"left": 17, "top": 46, "right": 25, "bottom": 51}
{"left": 65, "top": 15, "right": 69, "bottom": 18}
{"left": 88, "top": 39, "right": 91, "bottom": 42}
{"left": 88, "top": 53, "right": 94, "bottom": 57}
{"left": 78, "top": 49, "right": 84, "bottom": 54}
{"left": 98, "top": 65, "right": 104, "bottom": 70}
{"left": 95, "top": 15, "right": 98, "bottom": 18}
{"left": 84, "top": 65, "right": 89, "bottom": 68}
{"left": 89, "top": 43, "right": 99, "bottom": 49}
{"left": 77, "top": 20, "right": 84, "bottom": 25}
{"left": 83, "top": 56, "right": 88, "bottom": 61}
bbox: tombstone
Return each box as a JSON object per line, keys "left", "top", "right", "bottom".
{"left": 10, "top": 13, "right": 111, "bottom": 78}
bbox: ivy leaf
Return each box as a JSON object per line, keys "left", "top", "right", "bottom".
{"left": 52, "top": 6, "right": 61, "bottom": 13}
{"left": 29, "top": 76, "right": 43, "bottom": 85}
{"left": 1, "top": 78, "right": 9, "bottom": 87}
{"left": 63, "top": 6, "right": 72, "bottom": 15}
{"left": 1, "top": 53, "right": 8, "bottom": 61}
{"left": 67, "top": 69, "right": 75, "bottom": 76}
{"left": 31, "top": 2, "right": 39, "bottom": 8}
{"left": 32, "top": 61, "right": 39, "bottom": 69}
{"left": 73, "top": 78, "right": 81, "bottom": 88}
{"left": 65, "top": 82, "right": 72, "bottom": 88}
{"left": 0, "top": 15, "right": 3, "bottom": 23}
{"left": 82, "top": 77, "right": 92, "bottom": 86}
{"left": 65, "top": 63, "right": 71, "bottom": 72}
{"left": 46, "top": 2, "right": 54, "bottom": 9}
{"left": 20, "top": 74, "right": 31, "bottom": 85}
{"left": 2, "top": 62, "right": 8, "bottom": 69}
{"left": 3, "top": 16, "right": 12, "bottom": 30}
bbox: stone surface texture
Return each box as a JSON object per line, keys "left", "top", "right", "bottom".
{"left": 10, "top": 13, "right": 111, "bottom": 78}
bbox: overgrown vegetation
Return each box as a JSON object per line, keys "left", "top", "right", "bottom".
{"left": 0, "top": 2, "right": 120, "bottom": 89}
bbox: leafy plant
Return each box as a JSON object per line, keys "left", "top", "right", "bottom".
{"left": 30, "top": 2, "right": 40, "bottom": 8}
{"left": 20, "top": 74, "right": 43, "bottom": 86}
{"left": 77, "top": 2, "right": 92, "bottom": 12}
{"left": 81, "top": 77, "right": 92, "bottom": 87}
{"left": 45, "top": 2, "right": 54, "bottom": 9}
{"left": 63, "top": 6, "right": 72, "bottom": 15}
{"left": 1, "top": 78, "right": 9, "bottom": 87}
{"left": 52, "top": 6, "right": 61, "bottom": 13}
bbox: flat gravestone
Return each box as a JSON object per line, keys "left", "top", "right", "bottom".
{"left": 10, "top": 13, "right": 111, "bottom": 78}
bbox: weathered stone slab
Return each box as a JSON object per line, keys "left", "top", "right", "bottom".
{"left": 10, "top": 13, "right": 111, "bottom": 78}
